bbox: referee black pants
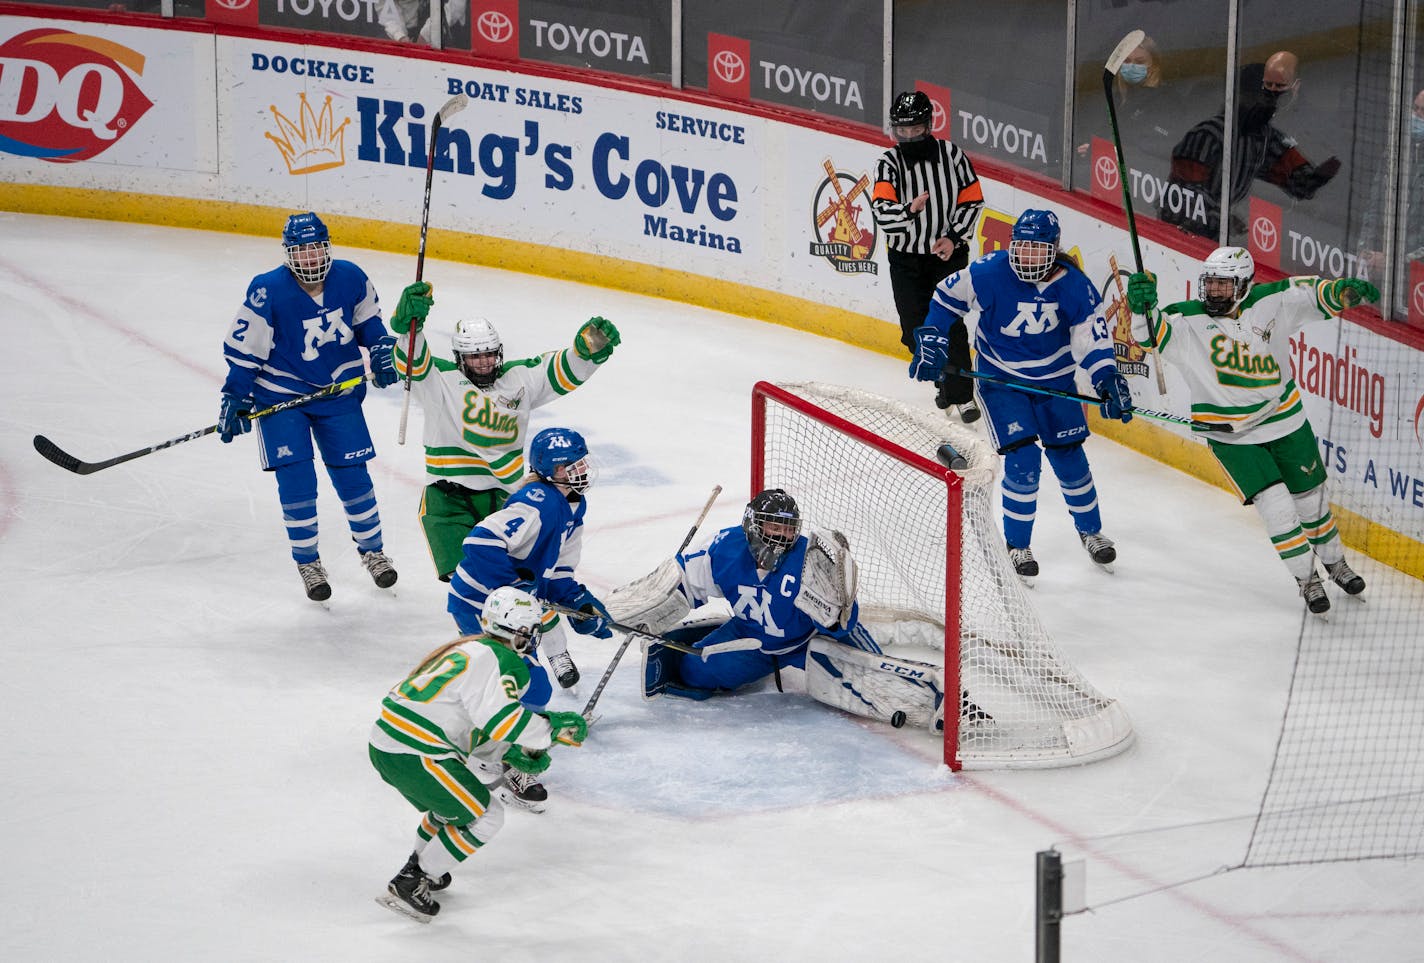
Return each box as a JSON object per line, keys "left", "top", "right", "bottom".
{"left": 887, "top": 247, "right": 973, "bottom": 404}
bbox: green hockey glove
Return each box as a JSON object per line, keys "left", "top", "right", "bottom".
{"left": 574, "top": 316, "right": 621, "bottom": 363}
{"left": 1331, "top": 278, "right": 1379, "bottom": 310}
{"left": 544, "top": 710, "right": 588, "bottom": 747}
{"left": 390, "top": 281, "right": 434, "bottom": 335}
{"left": 1126, "top": 271, "right": 1158, "bottom": 315}
{"left": 503, "top": 744, "right": 551, "bottom": 775}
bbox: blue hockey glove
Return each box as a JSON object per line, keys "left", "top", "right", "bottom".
{"left": 1093, "top": 368, "right": 1134, "bottom": 423}
{"left": 218, "top": 393, "right": 252, "bottom": 443}
{"left": 369, "top": 335, "right": 399, "bottom": 388}
{"left": 1126, "top": 271, "right": 1158, "bottom": 314}
{"left": 908, "top": 325, "right": 949, "bottom": 382}
{"left": 568, "top": 588, "right": 613, "bottom": 639}
{"left": 389, "top": 281, "right": 433, "bottom": 335}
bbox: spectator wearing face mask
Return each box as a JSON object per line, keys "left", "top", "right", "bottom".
{"left": 1357, "top": 87, "right": 1424, "bottom": 319}
{"left": 1077, "top": 34, "right": 1182, "bottom": 176}
{"left": 1162, "top": 60, "right": 1341, "bottom": 239}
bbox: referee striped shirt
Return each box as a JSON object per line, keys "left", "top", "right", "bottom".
{"left": 872, "top": 140, "right": 984, "bottom": 254}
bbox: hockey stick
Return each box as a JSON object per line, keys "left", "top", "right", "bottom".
{"left": 33, "top": 375, "right": 368, "bottom": 475}
{"left": 954, "top": 368, "right": 1233, "bottom": 433}
{"left": 549, "top": 601, "right": 761, "bottom": 659}
{"left": 398, "top": 92, "right": 469, "bottom": 447}
{"left": 577, "top": 485, "right": 725, "bottom": 720}
{"left": 1104, "top": 29, "right": 1169, "bottom": 391}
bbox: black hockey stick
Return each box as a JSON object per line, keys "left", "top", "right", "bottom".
{"left": 1104, "top": 29, "right": 1169, "bottom": 392}
{"left": 577, "top": 485, "right": 725, "bottom": 720}
{"left": 398, "top": 92, "right": 469, "bottom": 447}
{"left": 33, "top": 375, "right": 368, "bottom": 475}
{"left": 955, "top": 368, "right": 1233, "bottom": 433}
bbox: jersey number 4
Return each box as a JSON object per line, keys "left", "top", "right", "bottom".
{"left": 1002, "top": 301, "right": 1062, "bottom": 337}
{"left": 301, "top": 309, "right": 354, "bottom": 360}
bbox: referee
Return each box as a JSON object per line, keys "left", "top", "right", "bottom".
{"left": 872, "top": 90, "right": 985, "bottom": 422}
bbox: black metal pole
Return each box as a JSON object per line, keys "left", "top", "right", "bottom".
{"left": 1036, "top": 849, "right": 1063, "bottom": 963}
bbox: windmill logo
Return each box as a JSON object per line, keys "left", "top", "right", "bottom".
{"left": 809, "top": 158, "right": 877, "bottom": 275}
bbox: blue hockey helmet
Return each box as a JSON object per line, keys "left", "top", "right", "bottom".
{"left": 282, "top": 212, "right": 332, "bottom": 285}
{"left": 529, "top": 427, "right": 594, "bottom": 492}
{"left": 1009, "top": 209, "right": 1061, "bottom": 282}
{"left": 742, "top": 488, "right": 802, "bottom": 571}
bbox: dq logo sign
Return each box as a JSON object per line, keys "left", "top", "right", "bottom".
{"left": 0, "top": 28, "right": 153, "bottom": 163}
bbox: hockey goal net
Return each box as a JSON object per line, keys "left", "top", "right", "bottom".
{"left": 751, "top": 381, "right": 1134, "bottom": 770}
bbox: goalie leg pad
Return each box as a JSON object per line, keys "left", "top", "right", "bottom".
{"left": 641, "top": 642, "right": 714, "bottom": 701}
{"left": 805, "top": 637, "right": 944, "bottom": 731}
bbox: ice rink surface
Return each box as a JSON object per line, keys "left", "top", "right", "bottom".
{"left": 2, "top": 213, "right": 1420, "bottom": 961}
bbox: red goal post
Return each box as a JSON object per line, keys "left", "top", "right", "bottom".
{"left": 751, "top": 381, "right": 1134, "bottom": 770}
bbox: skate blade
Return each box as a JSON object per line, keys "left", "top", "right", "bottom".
{"left": 375, "top": 894, "right": 436, "bottom": 923}
{"left": 497, "top": 788, "right": 548, "bottom": 814}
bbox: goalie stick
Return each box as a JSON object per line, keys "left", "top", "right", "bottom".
{"left": 572, "top": 485, "right": 725, "bottom": 720}
{"left": 547, "top": 601, "right": 760, "bottom": 657}
{"left": 33, "top": 375, "right": 368, "bottom": 475}
{"left": 954, "top": 368, "right": 1233, "bottom": 433}
{"left": 398, "top": 92, "right": 469, "bottom": 446}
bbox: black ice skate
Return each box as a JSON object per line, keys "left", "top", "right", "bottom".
{"left": 501, "top": 763, "right": 549, "bottom": 814}
{"left": 297, "top": 559, "right": 331, "bottom": 602}
{"left": 376, "top": 861, "right": 439, "bottom": 922}
{"left": 1079, "top": 532, "right": 1117, "bottom": 567}
{"left": 402, "top": 851, "right": 451, "bottom": 892}
{"left": 360, "top": 549, "right": 398, "bottom": 589}
{"left": 1008, "top": 545, "right": 1038, "bottom": 580}
{"left": 956, "top": 401, "right": 982, "bottom": 424}
{"left": 1326, "top": 559, "right": 1365, "bottom": 596}
{"left": 549, "top": 650, "right": 580, "bottom": 688}
{"left": 1297, "top": 572, "right": 1331, "bottom": 615}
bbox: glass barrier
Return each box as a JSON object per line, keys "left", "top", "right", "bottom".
{"left": 893, "top": 0, "right": 1066, "bottom": 182}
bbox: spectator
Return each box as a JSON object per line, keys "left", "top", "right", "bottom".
{"left": 1079, "top": 34, "right": 1182, "bottom": 176}
{"left": 379, "top": 0, "right": 466, "bottom": 44}
{"left": 1162, "top": 60, "right": 1340, "bottom": 239}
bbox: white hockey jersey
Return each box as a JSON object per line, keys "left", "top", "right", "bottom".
{"left": 369, "top": 635, "right": 555, "bottom": 762}
{"left": 395, "top": 329, "right": 604, "bottom": 490}
{"left": 1138, "top": 277, "right": 1342, "bottom": 445}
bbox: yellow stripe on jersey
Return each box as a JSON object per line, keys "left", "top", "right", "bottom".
{"left": 548, "top": 349, "right": 582, "bottom": 393}
{"left": 380, "top": 707, "right": 449, "bottom": 751}
{"left": 488, "top": 704, "right": 527, "bottom": 742}
{"left": 421, "top": 757, "right": 486, "bottom": 822}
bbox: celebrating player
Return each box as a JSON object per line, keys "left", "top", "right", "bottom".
{"left": 369, "top": 586, "right": 588, "bottom": 923}
{"left": 388, "top": 293, "right": 620, "bottom": 582}
{"left": 910, "top": 208, "right": 1133, "bottom": 579}
{"left": 218, "top": 212, "right": 429, "bottom": 601}
{"left": 1126, "top": 248, "right": 1375, "bottom": 614}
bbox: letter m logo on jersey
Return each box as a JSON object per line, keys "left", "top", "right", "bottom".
{"left": 731, "top": 586, "right": 785, "bottom": 638}
{"left": 1002, "top": 301, "right": 1063, "bottom": 337}
{"left": 0, "top": 29, "right": 154, "bottom": 163}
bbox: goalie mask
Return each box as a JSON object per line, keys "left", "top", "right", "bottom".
{"left": 282, "top": 212, "right": 332, "bottom": 286}
{"left": 529, "top": 427, "right": 595, "bottom": 493}
{"left": 1008, "top": 209, "right": 1061, "bottom": 283}
{"left": 482, "top": 585, "right": 542, "bottom": 655}
{"left": 1199, "top": 246, "right": 1255, "bottom": 317}
{"left": 742, "top": 488, "right": 802, "bottom": 571}
{"left": 452, "top": 318, "right": 503, "bottom": 388}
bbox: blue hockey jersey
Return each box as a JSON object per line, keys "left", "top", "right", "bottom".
{"left": 924, "top": 251, "right": 1116, "bottom": 387}
{"left": 221, "top": 260, "right": 389, "bottom": 406}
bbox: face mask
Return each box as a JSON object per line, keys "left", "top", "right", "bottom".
{"left": 1119, "top": 63, "right": 1148, "bottom": 85}
{"left": 1411, "top": 115, "right": 1424, "bottom": 141}
{"left": 896, "top": 136, "right": 937, "bottom": 163}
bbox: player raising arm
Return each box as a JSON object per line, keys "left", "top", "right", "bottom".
{"left": 369, "top": 587, "right": 587, "bottom": 922}
{"left": 1126, "top": 248, "right": 1375, "bottom": 614}
{"left": 389, "top": 292, "right": 620, "bottom": 582}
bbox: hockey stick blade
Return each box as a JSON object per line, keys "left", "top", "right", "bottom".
{"left": 437, "top": 92, "right": 469, "bottom": 124}
{"left": 1104, "top": 29, "right": 1146, "bottom": 76}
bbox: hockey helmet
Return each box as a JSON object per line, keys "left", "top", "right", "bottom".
{"left": 1199, "top": 246, "right": 1255, "bottom": 317}
{"left": 1009, "top": 209, "right": 1061, "bottom": 283}
{"left": 742, "top": 488, "right": 802, "bottom": 571}
{"left": 889, "top": 90, "right": 933, "bottom": 130}
{"left": 452, "top": 318, "right": 504, "bottom": 387}
{"left": 282, "top": 212, "right": 332, "bottom": 285}
{"left": 529, "top": 427, "right": 594, "bottom": 493}
{"left": 482, "top": 585, "right": 542, "bottom": 654}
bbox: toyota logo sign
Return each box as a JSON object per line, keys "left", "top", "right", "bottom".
{"left": 212, "top": 0, "right": 250, "bottom": 8}
{"left": 477, "top": 11, "right": 514, "bottom": 44}
{"left": 1251, "top": 215, "right": 1278, "bottom": 253}
{"left": 713, "top": 49, "right": 745, "bottom": 84}
{"left": 1094, "top": 155, "right": 1119, "bottom": 192}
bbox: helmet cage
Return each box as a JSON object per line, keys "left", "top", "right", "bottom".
{"left": 1009, "top": 239, "right": 1057, "bottom": 282}
{"left": 529, "top": 428, "right": 594, "bottom": 493}
{"left": 742, "top": 489, "right": 802, "bottom": 571}
{"left": 281, "top": 212, "right": 332, "bottom": 285}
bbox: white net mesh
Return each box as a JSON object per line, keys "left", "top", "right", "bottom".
{"left": 755, "top": 382, "right": 1134, "bottom": 769}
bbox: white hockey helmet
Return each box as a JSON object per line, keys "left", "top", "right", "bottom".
{"left": 1200, "top": 246, "right": 1255, "bottom": 317}
{"left": 482, "top": 585, "right": 542, "bottom": 655}
{"left": 452, "top": 318, "right": 503, "bottom": 387}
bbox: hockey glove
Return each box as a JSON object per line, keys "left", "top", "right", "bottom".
{"left": 389, "top": 281, "right": 433, "bottom": 335}
{"left": 574, "top": 317, "right": 621, "bottom": 363}
{"left": 565, "top": 588, "right": 613, "bottom": 639}
{"left": 908, "top": 325, "right": 949, "bottom": 382}
{"left": 1093, "top": 368, "right": 1134, "bottom": 424}
{"left": 1322, "top": 278, "right": 1380, "bottom": 312}
{"left": 369, "top": 335, "right": 399, "bottom": 388}
{"left": 218, "top": 393, "right": 253, "bottom": 443}
{"left": 503, "top": 744, "right": 552, "bottom": 775}
{"left": 544, "top": 710, "right": 588, "bottom": 747}
{"left": 1126, "top": 271, "right": 1158, "bottom": 315}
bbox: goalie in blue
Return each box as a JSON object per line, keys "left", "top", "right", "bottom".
{"left": 909, "top": 208, "right": 1132, "bottom": 580}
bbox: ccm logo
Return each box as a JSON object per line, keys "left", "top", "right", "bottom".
{"left": 345, "top": 447, "right": 374, "bottom": 459}
{"left": 878, "top": 662, "right": 926, "bottom": 679}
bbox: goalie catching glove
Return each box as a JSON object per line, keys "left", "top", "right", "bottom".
{"left": 603, "top": 557, "right": 691, "bottom": 635}
{"left": 573, "top": 316, "right": 621, "bottom": 363}
{"left": 793, "top": 529, "right": 859, "bottom": 630}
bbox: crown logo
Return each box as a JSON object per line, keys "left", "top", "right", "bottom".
{"left": 265, "top": 93, "right": 349, "bottom": 175}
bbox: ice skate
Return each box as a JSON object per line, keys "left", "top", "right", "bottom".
{"left": 1297, "top": 571, "right": 1331, "bottom": 615}
{"left": 1079, "top": 531, "right": 1117, "bottom": 568}
{"left": 956, "top": 401, "right": 981, "bottom": 424}
{"left": 548, "top": 650, "right": 580, "bottom": 689}
{"left": 376, "top": 860, "right": 439, "bottom": 922}
{"left": 360, "top": 549, "right": 398, "bottom": 589}
{"left": 297, "top": 559, "right": 331, "bottom": 602}
{"left": 1008, "top": 545, "right": 1038, "bottom": 581}
{"left": 1326, "top": 559, "right": 1365, "bottom": 596}
{"left": 402, "top": 851, "right": 450, "bottom": 892}
{"left": 501, "top": 764, "right": 548, "bottom": 814}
